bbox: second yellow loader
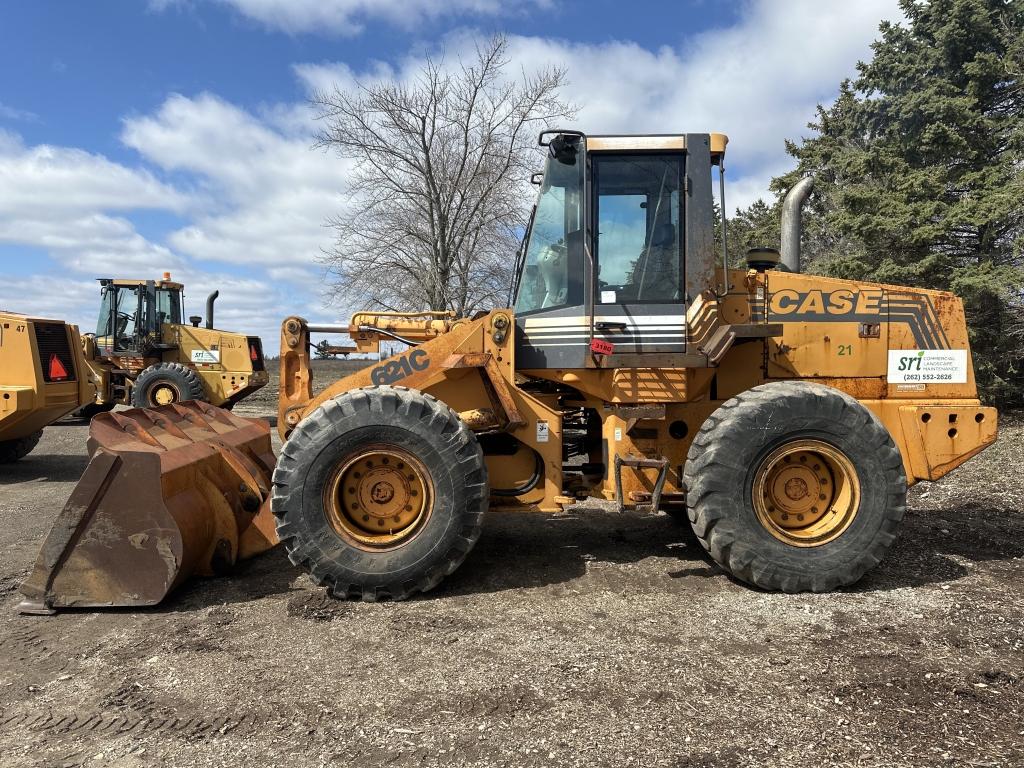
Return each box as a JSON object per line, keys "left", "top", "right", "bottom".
{"left": 76, "top": 273, "right": 269, "bottom": 415}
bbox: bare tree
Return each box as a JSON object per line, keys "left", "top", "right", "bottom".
{"left": 313, "top": 35, "right": 574, "bottom": 315}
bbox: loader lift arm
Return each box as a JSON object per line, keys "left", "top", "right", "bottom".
{"left": 278, "top": 312, "right": 525, "bottom": 439}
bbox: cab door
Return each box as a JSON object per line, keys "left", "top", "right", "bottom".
{"left": 95, "top": 284, "right": 144, "bottom": 356}
{"left": 590, "top": 152, "right": 686, "bottom": 356}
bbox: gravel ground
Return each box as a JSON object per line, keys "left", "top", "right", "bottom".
{"left": 0, "top": 367, "right": 1021, "bottom": 767}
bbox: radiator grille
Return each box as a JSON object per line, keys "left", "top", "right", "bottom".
{"left": 34, "top": 322, "right": 77, "bottom": 383}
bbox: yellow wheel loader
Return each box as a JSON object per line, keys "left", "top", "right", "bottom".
{"left": 19, "top": 130, "right": 999, "bottom": 613}
{"left": 0, "top": 312, "right": 92, "bottom": 463}
{"left": 77, "top": 274, "right": 269, "bottom": 414}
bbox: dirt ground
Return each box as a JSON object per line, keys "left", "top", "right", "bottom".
{"left": 1, "top": 364, "right": 1022, "bottom": 767}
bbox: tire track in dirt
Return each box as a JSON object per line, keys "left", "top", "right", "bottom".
{"left": 0, "top": 624, "right": 51, "bottom": 659}
{"left": 0, "top": 710, "right": 256, "bottom": 739}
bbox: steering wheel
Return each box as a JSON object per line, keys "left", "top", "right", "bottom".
{"left": 115, "top": 311, "right": 135, "bottom": 338}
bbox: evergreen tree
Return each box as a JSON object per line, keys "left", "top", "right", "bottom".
{"left": 716, "top": 199, "right": 780, "bottom": 267}
{"left": 737, "top": 0, "right": 1024, "bottom": 404}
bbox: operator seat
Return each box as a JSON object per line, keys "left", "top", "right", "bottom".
{"left": 632, "top": 222, "right": 678, "bottom": 300}
{"left": 537, "top": 240, "right": 568, "bottom": 308}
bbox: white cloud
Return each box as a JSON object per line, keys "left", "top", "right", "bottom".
{"left": 0, "top": 102, "right": 38, "bottom": 123}
{"left": 0, "top": 134, "right": 188, "bottom": 217}
{"left": 175, "top": 0, "right": 546, "bottom": 36}
{"left": 0, "top": 133, "right": 188, "bottom": 305}
{"left": 0, "top": 130, "right": 227, "bottom": 344}
{"left": 0, "top": 214, "right": 181, "bottom": 274}
{"left": 0, "top": 274, "right": 98, "bottom": 325}
{"left": 0, "top": 103, "right": 347, "bottom": 354}
{"left": 121, "top": 93, "right": 349, "bottom": 268}
{"left": 506, "top": 0, "right": 901, "bottom": 208}
{"left": 296, "top": 0, "right": 901, "bottom": 209}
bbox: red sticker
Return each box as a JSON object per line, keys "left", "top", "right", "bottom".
{"left": 590, "top": 339, "right": 614, "bottom": 355}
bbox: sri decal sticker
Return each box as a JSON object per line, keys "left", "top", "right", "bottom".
{"left": 887, "top": 350, "right": 967, "bottom": 384}
{"left": 370, "top": 348, "right": 430, "bottom": 385}
{"left": 191, "top": 349, "right": 220, "bottom": 364}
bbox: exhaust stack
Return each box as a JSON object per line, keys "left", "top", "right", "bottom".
{"left": 780, "top": 176, "right": 814, "bottom": 272}
{"left": 205, "top": 290, "right": 219, "bottom": 329}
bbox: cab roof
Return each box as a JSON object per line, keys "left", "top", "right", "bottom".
{"left": 102, "top": 278, "right": 185, "bottom": 290}
{"left": 585, "top": 133, "right": 728, "bottom": 158}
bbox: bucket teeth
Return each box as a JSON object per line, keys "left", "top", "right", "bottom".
{"left": 18, "top": 402, "right": 279, "bottom": 613}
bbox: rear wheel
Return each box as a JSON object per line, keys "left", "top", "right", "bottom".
{"left": 131, "top": 363, "right": 205, "bottom": 408}
{"left": 271, "top": 386, "right": 487, "bottom": 601}
{"left": 0, "top": 430, "right": 43, "bottom": 464}
{"left": 683, "top": 381, "right": 906, "bottom": 592}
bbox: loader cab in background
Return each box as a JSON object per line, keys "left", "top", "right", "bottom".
{"left": 513, "top": 132, "right": 724, "bottom": 369}
{"left": 95, "top": 277, "right": 183, "bottom": 356}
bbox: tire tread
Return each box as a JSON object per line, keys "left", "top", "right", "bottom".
{"left": 683, "top": 381, "right": 907, "bottom": 592}
{"left": 272, "top": 385, "right": 486, "bottom": 602}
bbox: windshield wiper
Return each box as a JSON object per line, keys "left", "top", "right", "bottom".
{"left": 508, "top": 203, "right": 537, "bottom": 307}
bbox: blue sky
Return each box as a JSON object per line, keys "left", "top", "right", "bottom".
{"left": 0, "top": 0, "right": 901, "bottom": 352}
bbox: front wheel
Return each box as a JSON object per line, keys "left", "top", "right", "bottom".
{"left": 131, "top": 363, "right": 205, "bottom": 408}
{"left": 683, "top": 381, "right": 906, "bottom": 592}
{"left": 271, "top": 386, "right": 488, "bottom": 601}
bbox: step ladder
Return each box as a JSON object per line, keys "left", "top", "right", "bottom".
{"left": 613, "top": 454, "right": 669, "bottom": 513}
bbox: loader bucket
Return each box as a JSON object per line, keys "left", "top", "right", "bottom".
{"left": 17, "top": 402, "right": 279, "bottom": 614}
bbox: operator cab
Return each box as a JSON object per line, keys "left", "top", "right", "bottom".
{"left": 95, "top": 275, "right": 183, "bottom": 356}
{"left": 513, "top": 131, "right": 727, "bottom": 370}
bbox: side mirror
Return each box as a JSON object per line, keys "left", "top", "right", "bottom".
{"left": 548, "top": 134, "right": 579, "bottom": 165}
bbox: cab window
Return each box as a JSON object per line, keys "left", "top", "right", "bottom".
{"left": 515, "top": 152, "right": 585, "bottom": 314}
{"left": 96, "top": 285, "right": 141, "bottom": 343}
{"left": 156, "top": 288, "right": 182, "bottom": 327}
{"left": 96, "top": 287, "right": 115, "bottom": 337}
{"left": 594, "top": 154, "right": 683, "bottom": 303}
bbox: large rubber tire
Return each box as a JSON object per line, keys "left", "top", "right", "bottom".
{"left": 684, "top": 381, "right": 906, "bottom": 592}
{"left": 0, "top": 430, "right": 43, "bottom": 464}
{"left": 74, "top": 401, "right": 116, "bottom": 419}
{"left": 271, "top": 386, "right": 488, "bottom": 601}
{"left": 131, "top": 363, "right": 205, "bottom": 408}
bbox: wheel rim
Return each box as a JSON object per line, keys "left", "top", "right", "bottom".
{"left": 323, "top": 445, "right": 432, "bottom": 550}
{"left": 752, "top": 439, "right": 860, "bottom": 547}
{"left": 150, "top": 382, "right": 179, "bottom": 406}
